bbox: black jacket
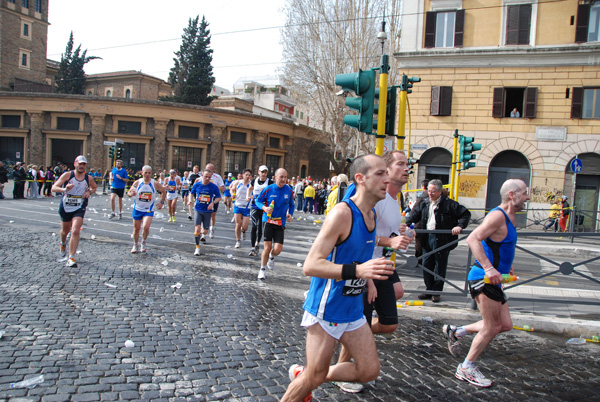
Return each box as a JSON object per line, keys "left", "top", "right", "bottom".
{"left": 406, "top": 194, "right": 471, "bottom": 251}
{"left": 0, "top": 165, "right": 7, "bottom": 183}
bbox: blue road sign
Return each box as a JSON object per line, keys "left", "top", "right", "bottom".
{"left": 570, "top": 158, "right": 583, "bottom": 174}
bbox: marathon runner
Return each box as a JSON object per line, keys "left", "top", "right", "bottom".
{"left": 189, "top": 169, "right": 221, "bottom": 255}
{"left": 233, "top": 169, "right": 253, "bottom": 249}
{"left": 205, "top": 163, "right": 225, "bottom": 238}
{"left": 163, "top": 169, "right": 181, "bottom": 222}
{"left": 254, "top": 168, "right": 294, "bottom": 280}
{"left": 51, "top": 155, "right": 97, "bottom": 267}
{"left": 248, "top": 165, "right": 273, "bottom": 257}
{"left": 109, "top": 159, "right": 128, "bottom": 220}
{"left": 127, "top": 165, "right": 166, "bottom": 253}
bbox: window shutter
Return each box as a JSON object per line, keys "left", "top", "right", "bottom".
{"left": 571, "top": 87, "right": 583, "bottom": 119}
{"left": 425, "top": 12, "right": 437, "bottom": 48}
{"left": 506, "top": 6, "right": 519, "bottom": 44}
{"left": 454, "top": 9, "right": 465, "bottom": 48}
{"left": 575, "top": 4, "right": 590, "bottom": 43}
{"left": 431, "top": 86, "right": 441, "bottom": 115}
{"left": 440, "top": 87, "right": 453, "bottom": 116}
{"left": 518, "top": 4, "right": 532, "bottom": 45}
{"left": 523, "top": 87, "right": 537, "bottom": 118}
{"left": 492, "top": 88, "right": 504, "bottom": 117}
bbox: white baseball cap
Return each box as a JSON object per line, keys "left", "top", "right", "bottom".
{"left": 74, "top": 155, "right": 88, "bottom": 164}
{"left": 259, "top": 165, "right": 268, "bottom": 172}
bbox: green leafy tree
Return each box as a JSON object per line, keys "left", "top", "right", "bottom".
{"left": 55, "top": 32, "right": 100, "bottom": 94}
{"left": 165, "top": 15, "right": 216, "bottom": 105}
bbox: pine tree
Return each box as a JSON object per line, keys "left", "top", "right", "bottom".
{"left": 166, "top": 16, "right": 216, "bottom": 106}
{"left": 55, "top": 32, "right": 100, "bottom": 94}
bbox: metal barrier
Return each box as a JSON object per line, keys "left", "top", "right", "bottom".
{"left": 403, "top": 229, "right": 600, "bottom": 306}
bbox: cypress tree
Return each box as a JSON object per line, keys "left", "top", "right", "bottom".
{"left": 166, "top": 16, "right": 216, "bottom": 106}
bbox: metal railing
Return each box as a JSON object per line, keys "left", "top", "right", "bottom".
{"left": 402, "top": 229, "right": 600, "bottom": 306}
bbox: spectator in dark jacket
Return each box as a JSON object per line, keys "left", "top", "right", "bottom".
{"left": 412, "top": 180, "right": 430, "bottom": 258}
{"left": 0, "top": 161, "right": 8, "bottom": 199}
{"left": 407, "top": 179, "right": 471, "bottom": 303}
{"left": 12, "top": 162, "right": 26, "bottom": 199}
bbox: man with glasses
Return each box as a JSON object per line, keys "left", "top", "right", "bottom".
{"left": 406, "top": 179, "right": 470, "bottom": 303}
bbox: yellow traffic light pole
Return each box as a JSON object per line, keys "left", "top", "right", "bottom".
{"left": 450, "top": 130, "right": 459, "bottom": 200}
{"left": 375, "top": 55, "right": 390, "bottom": 156}
{"left": 397, "top": 89, "right": 407, "bottom": 152}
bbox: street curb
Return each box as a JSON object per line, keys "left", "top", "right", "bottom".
{"left": 397, "top": 306, "right": 600, "bottom": 338}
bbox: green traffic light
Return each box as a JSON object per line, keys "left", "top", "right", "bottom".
{"left": 335, "top": 69, "right": 376, "bottom": 133}
{"left": 459, "top": 135, "right": 481, "bottom": 170}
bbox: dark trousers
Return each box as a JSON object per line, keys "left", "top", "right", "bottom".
{"left": 296, "top": 194, "right": 304, "bottom": 211}
{"left": 303, "top": 197, "right": 314, "bottom": 213}
{"left": 422, "top": 235, "right": 450, "bottom": 292}
{"left": 13, "top": 181, "right": 24, "bottom": 199}
{"left": 250, "top": 209, "right": 265, "bottom": 247}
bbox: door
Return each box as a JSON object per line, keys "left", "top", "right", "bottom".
{"left": 574, "top": 175, "right": 600, "bottom": 232}
{"left": 52, "top": 139, "right": 83, "bottom": 169}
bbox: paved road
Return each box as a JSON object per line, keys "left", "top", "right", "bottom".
{"left": 1, "top": 195, "right": 600, "bottom": 401}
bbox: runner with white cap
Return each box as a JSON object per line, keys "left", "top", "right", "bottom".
{"left": 248, "top": 165, "right": 273, "bottom": 256}
{"left": 51, "top": 155, "right": 97, "bottom": 267}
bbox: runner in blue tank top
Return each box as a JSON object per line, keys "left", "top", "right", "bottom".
{"left": 254, "top": 168, "right": 294, "bottom": 279}
{"left": 281, "top": 154, "right": 395, "bottom": 402}
{"left": 441, "top": 179, "right": 529, "bottom": 388}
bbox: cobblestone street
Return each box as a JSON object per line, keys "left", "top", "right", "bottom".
{"left": 1, "top": 197, "right": 599, "bottom": 401}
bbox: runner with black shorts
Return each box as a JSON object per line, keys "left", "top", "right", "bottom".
{"left": 442, "top": 179, "right": 529, "bottom": 388}
{"left": 109, "top": 159, "right": 128, "bottom": 220}
{"left": 254, "top": 168, "right": 294, "bottom": 280}
{"left": 248, "top": 165, "right": 273, "bottom": 257}
{"left": 52, "top": 155, "right": 97, "bottom": 267}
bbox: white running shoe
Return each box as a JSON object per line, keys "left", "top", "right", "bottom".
{"left": 455, "top": 364, "right": 493, "bottom": 388}
{"left": 60, "top": 244, "right": 67, "bottom": 257}
{"left": 194, "top": 247, "right": 201, "bottom": 256}
{"left": 442, "top": 324, "right": 461, "bottom": 357}
{"left": 267, "top": 258, "right": 275, "bottom": 270}
{"left": 140, "top": 242, "right": 147, "bottom": 253}
{"left": 200, "top": 235, "right": 206, "bottom": 243}
{"left": 108, "top": 212, "right": 116, "bottom": 220}
{"left": 118, "top": 213, "right": 122, "bottom": 220}
{"left": 241, "top": 231, "right": 246, "bottom": 240}
{"left": 131, "top": 244, "right": 139, "bottom": 254}
{"left": 257, "top": 268, "right": 266, "bottom": 280}
{"left": 209, "top": 227, "right": 215, "bottom": 238}
{"left": 235, "top": 241, "right": 241, "bottom": 249}
{"left": 332, "top": 381, "right": 364, "bottom": 393}
{"left": 66, "top": 257, "right": 77, "bottom": 268}
{"left": 231, "top": 217, "right": 235, "bottom": 223}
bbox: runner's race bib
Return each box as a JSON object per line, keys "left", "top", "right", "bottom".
{"left": 267, "top": 217, "right": 282, "bottom": 226}
{"left": 139, "top": 192, "right": 152, "bottom": 201}
{"left": 198, "top": 194, "right": 211, "bottom": 204}
{"left": 342, "top": 278, "right": 366, "bottom": 296}
{"left": 65, "top": 195, "right": 82, "bottom": 206}
{"left": 168, "top": 185, "right": 176, "bottom": 192}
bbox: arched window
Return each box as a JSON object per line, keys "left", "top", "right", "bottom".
{"left": 106, "top": 90, "right": 112, "bottom": 97}
{"left": 125, "top": 89, "right": 131, "bottom": 99}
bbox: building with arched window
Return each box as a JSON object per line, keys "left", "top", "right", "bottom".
{"left": 395, "top": 0, "right": 600, "bottom": 230}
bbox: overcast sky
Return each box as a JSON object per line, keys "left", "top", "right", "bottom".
{"left": 46, "top": 0, "right": 287, "bottom": 91}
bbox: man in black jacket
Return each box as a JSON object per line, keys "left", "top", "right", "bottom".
{"left": 407, "top": 179, "right": 471, "bottom": 302}
{"left": 12, "top": 162, "right": 26, "bottom": 199}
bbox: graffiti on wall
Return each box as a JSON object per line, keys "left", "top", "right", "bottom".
{"left": 530, "top": 186, "right": 564, "bottom": 204}
{"left": 458, "top": 176, "right": 488, "bottom": 198}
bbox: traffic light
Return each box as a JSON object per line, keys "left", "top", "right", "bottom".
{"left": 335, "top": 69, "right": 376, "bottom": 133}
{"left": 108, "top": 146, "right": 115, "bottom": 159}
{"left": 374, "top": 86, "right": 397, "bottom": 136}
{"left": 459, "top": 136, "right": 482, "bottom": 170}
{"left": 408, "top": 156, "right": 419, "bottom": 175}
{"left": 116, "top": 147, "right": 123, "bottom": 159}
{"left": 400, "top": 75, "right": 421, "bottom": 94}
